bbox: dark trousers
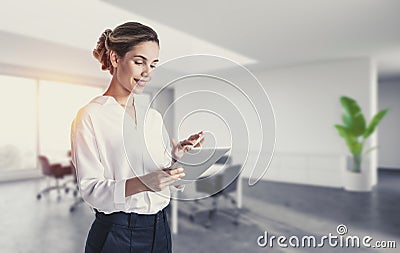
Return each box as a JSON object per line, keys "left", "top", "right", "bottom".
{"left": 85, "top": 208, "right": 172, "bottom": 253}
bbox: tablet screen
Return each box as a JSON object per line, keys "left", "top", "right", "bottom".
{"left": 171, "top": 147, "right": 231, "bottom": 185}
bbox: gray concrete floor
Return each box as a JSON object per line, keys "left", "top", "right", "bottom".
{"left": 0, "top": 170, "right": 398, "bottom": 252}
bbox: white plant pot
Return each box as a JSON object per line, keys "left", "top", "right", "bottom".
{"left": 343, "top": 156, "right": 372, "bottom": 192}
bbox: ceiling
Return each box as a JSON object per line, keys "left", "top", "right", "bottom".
{"left": 103, "top": 0, "right": 400, "bottom": 80}
{"left": 0, "top": 0, "right": 399, "bottom": 81}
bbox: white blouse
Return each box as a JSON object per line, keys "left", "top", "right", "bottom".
{"left": 70, "top": 95, "right": 178, "bottom": 214}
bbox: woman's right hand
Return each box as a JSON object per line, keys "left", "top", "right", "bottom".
{"left": 171, "top": 131, "right": 205, "bottom": 162}
{"left": 139, "top": 167, "right": 185, "bottom": 192}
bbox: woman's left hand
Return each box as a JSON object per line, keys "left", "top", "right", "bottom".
{"left": 171, "top": 131, "right": 205, "bottom": 161}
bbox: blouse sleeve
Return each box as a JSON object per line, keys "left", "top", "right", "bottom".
{"left": 70, "top": 109, "right": 128, "bottom": 212}
{"left": 159, "top": 115, "right": 185, "bottom": 192}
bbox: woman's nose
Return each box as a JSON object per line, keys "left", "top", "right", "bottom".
{"left": 141, "top": 66, "right": 153, "bottom": 78}
{"left": 141, "top": 65, "right": 150, "bottom": 76}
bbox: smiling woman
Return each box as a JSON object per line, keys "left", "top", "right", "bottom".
{"left": 106, "top": 41, "right": 159, "bottom": 98}
{"left": 70, "top": 21, "right": 203, "bottom": 253}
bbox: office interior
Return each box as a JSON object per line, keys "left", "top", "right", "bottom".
{"left": 0, "top": 1, "right": 399, "bottom": 252}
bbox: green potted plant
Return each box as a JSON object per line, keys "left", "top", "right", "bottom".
{"left": 334, "top": 96, "right": 389, "bottom": 191}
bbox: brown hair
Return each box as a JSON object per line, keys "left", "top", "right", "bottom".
{"left": 93, "top": 22, "right": 159, "bottom": 74}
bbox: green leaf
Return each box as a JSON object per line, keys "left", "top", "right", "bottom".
{"left": 335, "top": 125, "right": 348, "bottom": 138}
{"left": 349, "top": 113, "right": 366, "bottom": 137}
{"left": 340, "top": 96, "right": 366, "bottom": 137}
{"left": 345, "top": 136, "right": 362, "bottom": 155}
{"left": 342, "top": 114, "right": 351, "bottom": 127}
{"left": 363, "top": 109, "right": 389, "bottom": 139}
{"left": 340, "top": 96, "right": 360, "bottom": 116}
{"left": 335, "top": 125, "right": 362, "bottom": 155}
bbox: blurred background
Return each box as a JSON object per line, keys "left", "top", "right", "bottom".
{"left": 0, "top": 0, "right": 399, "bottom": 252}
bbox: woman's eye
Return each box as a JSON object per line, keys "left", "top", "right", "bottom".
{"left": 134, "top": 61, "right": 143, "bottom": 65}
{"left": 150, "top": 65, "right": 157, "bottom": 69}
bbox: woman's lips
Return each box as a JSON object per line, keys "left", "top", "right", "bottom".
{"left": 135, "top": 79, "right": 147, "bottom": 87}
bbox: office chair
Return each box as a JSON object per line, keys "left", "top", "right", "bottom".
{"left": 36, "top": 155, "right": 74, "bottom": 201}
{"left": 189, "top": 157, "right": 242, "bottom": 228}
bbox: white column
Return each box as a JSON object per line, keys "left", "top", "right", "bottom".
{"left": 171, "top": 191, "right": 178, "bottom": 234}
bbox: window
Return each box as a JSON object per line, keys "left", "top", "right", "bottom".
{"left": 0, "top": 75, "right": 37, "bottom": 171}
{"left": 39, "top": 81, "right": 102, "bottom": 162}
{"left": 0, "top": 73, "right": 152, "bottom": 178}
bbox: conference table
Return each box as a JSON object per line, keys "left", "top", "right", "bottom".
{"left": 169, "top": 178, "right": 242, "bottom": 234}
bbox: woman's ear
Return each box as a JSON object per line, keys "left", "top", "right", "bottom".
{"left": 109, "top": 50, "right": 119, "bottom": 68}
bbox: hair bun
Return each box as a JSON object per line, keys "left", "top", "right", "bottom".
{"left": 92, "top": 22, "right": 159, "bottom": 75}
{"left": 93, "top": 29, "right": 113, "bottom": 72}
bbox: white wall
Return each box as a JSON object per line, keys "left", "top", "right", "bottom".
{"left": 253, "top": 58, "right": 378, "bottom": 187}
{"left": 174, "top": 58, "right": 378, "bottom": 188}
{"left": 378, "top": 78, "right": 400, "bottom": 169}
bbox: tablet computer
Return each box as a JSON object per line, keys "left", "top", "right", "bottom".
{"left": 170, "top": 146, "right": 231, "bottom": 185}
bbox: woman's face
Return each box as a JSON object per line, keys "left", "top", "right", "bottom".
{"left": 113, "top": 41, "right": 159, "bottom": 95}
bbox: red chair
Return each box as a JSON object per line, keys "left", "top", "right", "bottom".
{"left": 36, "top": 155, "right": 74, "bottom": 201}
